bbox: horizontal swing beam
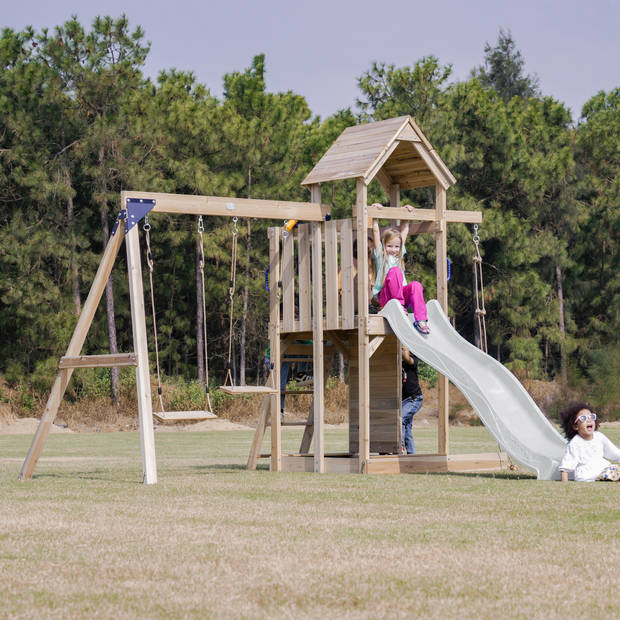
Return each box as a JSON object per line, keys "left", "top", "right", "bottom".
{"left": 121, "top": 191, "right": 329, "bottom": 221}
{"left": 353, "top": 205, "right": 482, "bottom": 224}
{"left": 58, "top": 353, "right": 137, "bottom": 369}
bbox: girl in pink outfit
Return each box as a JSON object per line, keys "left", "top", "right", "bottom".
{"left": 371, "top": 204, "right": 430, "bottom": 334}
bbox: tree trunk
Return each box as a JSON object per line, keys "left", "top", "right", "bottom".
{"left": 65, "top": 169, "right": 81, "bottom": 316}
{"left": 196, "top": 238, "right": 205, "bottom": 385}
{"left": 98, "top": 147, "right": 119, "bottom": 403}
{"left": 240, "top": 281, "right": 248, "bottom": 386}
{"left": 556, "top": 263, "right": 567, "bottom": 383}
{"left": 100, "top": 207, "right": 120, "bottom": 403}
{"left": 240, "top": 170, "right": 252, "bottom": 386}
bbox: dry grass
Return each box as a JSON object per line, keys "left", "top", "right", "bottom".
{"left": 1, "top": 426, "right": 619, "bottom": 619}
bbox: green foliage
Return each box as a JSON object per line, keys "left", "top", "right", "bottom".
{"left": 576, "top": 346, "right": 620, "bottom": 421}
{"left": 167, "top": 377, "right": 209, "bottom": 412}
{"left": 0, "top": 19, "right": 618, "bottom": 416}
{"left": 471, "top": 28, "right": 540, "bottom": 103}
{"left": 357, "top": 56, "right": 452, "bottom": 126}
{"left": 417, "top": 361, "right": 438, "bottom": 387}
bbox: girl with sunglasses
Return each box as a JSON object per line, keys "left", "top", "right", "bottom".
{"left": 558, "top": 402, "right": 620, "bottom": 482}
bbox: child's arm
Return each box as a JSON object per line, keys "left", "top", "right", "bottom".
{"left": 370, "top": 203, "right": 382, "bottom": 251}
{"left": 399, "top": 204, "right": 414, "bottom": 246}
{"left": 601, "top": 433, "right": 620, "bottom": 461}
{"left": 559, "top": 441, "right": 577, "bottom": 482}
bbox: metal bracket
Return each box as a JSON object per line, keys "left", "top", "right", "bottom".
{"left": 111, "top": 210, "right": 126, "bottom": 237}
{"left": 124, "top": 198, "right": 156, "bottom": 233}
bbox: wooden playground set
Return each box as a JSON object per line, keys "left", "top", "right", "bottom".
{"left": 19, "top": 116, "right": 499, "bottom": 485}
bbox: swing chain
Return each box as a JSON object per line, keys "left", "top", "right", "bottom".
{"left": 224, "top": 217, "right": 239, "bottom": 386}
{"left": 143, "top": 216, "right": 154, "bottom": 273}
{"left": 197, "top": 216, "right": 205, "bottom": 270}
{"left": 472, "top": 224, "right": 488, "bottom": 353}
{"left": 473, "top": 223, "right": 480, "bottom": 244}
{"left": 141, "top": 215, "right": 164, "bottom": 412}
{"left": 197, "top": 215, "right": 213, "bottom": 410}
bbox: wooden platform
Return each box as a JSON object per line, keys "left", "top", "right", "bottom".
{"left": 279, "top": 315, "right": 394, "bottom": 336}
{"left": 275, "top": 452, "right": 509, "bottom": 474}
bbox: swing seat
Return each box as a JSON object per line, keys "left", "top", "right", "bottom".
{"left": 219, "top": 385, "right": 279, "bottom": 395}
{"left": 153, "top": 410, "right": 217, "bottom": 422}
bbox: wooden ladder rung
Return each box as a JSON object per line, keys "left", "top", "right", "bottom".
{"left": 59, "top": 353, "right": 137, "bottom": 369}
{"left": 267, "top": 421, "right": 312, "bottom": 427}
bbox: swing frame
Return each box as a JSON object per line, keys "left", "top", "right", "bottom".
{"left": 19, "top": 192, "right": 327, "bottom": 484}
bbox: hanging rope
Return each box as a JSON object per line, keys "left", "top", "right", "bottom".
{"left": 224, "top": 217, "right": 239, "bottom": 387}
{"left": 472, "top": 224, "right": 488, "bottom": 354}
{"left": 143, "top": 215, "right": 165, "bottom": 413}
{"left": 197, "top": 216, "right": 213, "bottom": 412}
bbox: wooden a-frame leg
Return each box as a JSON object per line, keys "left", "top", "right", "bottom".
{"left": 299, "top": 401, "right": 315, "bottom": 454}
{"left": 247, "top": 394, "right": 271, "bottom": 470}
{"left": 299, "top": 352, "right": 330, "bottom": 454}
{"left": 19, "top": 225, "right": 126, "bottom": 481}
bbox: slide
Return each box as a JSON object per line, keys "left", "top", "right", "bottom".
{"left": 379, "top": 299, "right": 566, "bottom": 480}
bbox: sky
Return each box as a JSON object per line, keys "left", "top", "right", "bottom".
{"left": 2, "top": 0, "right": 619, "bottom": 122}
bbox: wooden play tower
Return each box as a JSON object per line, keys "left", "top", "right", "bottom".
{"left": 20, "top": 116, "right": 487, "bottom": 484}
{"left": 249, "top": 116, "right": 485, "bottom": 474}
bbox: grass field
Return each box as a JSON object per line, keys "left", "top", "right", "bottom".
{"left": 1, "top": 425, "right": 619, "bottom": 619}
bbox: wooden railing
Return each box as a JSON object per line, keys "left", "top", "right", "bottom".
{"left": 277, "top": 218, "right": 356, "bottom": 333}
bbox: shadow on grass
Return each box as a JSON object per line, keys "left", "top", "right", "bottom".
{"left": 191, "top": 463, "right": 264, "bottom": 472}
{"left": 421, "top": 470, "right": 537, "bottom": 480}
{"left": 31, "top": 471, "right": 144, "bottom": 484}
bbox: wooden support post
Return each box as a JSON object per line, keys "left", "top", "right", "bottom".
{"left": 20, "top": 222, "right": 126, "bottom": 481}
{"left": 356, "top": 179, "right": 370, "bottom": 472}
{"left": 339, "top": 219, "right": 355, "bottom": 329}
{"left": 310, "top": 184, "right": 325, "bottom": 473}
{"left": 389, "top": 183, "right": 400, "bottom": 226}
{"left": 125, "top": 214, "right": 157, "bottom": 484}
{"left": 269, "top": 228, "right": 282, "bottom": 472}
{"left": 435, "top": 184, "right": 449, "bottom": 456}
{"left": 297, "top": 224, "right": 312, "bottom": 331}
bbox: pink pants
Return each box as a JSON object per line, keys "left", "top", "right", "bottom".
{"left": 378, "top": 267, "right": 428, "bottom": 321}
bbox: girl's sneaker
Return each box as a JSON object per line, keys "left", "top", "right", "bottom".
{"left": 414, "top": 320, "right": 430, "bottom": 335}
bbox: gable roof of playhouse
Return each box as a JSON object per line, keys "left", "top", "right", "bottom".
{"left": 301, "top": 115, "right": 456, "bottom": 191}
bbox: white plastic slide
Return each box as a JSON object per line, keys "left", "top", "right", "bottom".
{"left": 379, "top": 299, "right": 566, "bottom": 480}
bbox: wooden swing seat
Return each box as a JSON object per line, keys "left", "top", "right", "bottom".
{"left": 153, "top": 410, "right": 217, "bottom": 422}
{"left": 219, "top": 385, "right": 279, "bottom": 395}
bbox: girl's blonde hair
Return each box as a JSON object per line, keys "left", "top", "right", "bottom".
{"left": 379, "top": 227, "right": 404, "bottom": 284}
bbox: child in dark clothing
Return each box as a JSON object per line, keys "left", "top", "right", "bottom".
{"left": 401, "top": 347, "right": 423, "bottom": 454}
